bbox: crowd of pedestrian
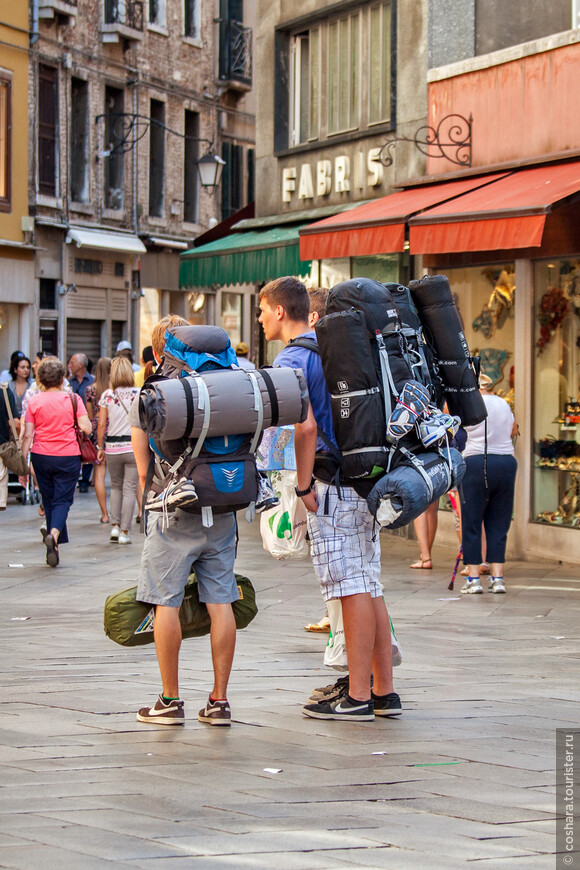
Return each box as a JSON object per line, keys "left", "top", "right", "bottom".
{"left": 0, "top": 287, "right": 519, "bottom": 727}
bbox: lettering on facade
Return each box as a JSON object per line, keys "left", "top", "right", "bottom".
{"left": 282, "top": 148, "right": 384, "bottom": 203}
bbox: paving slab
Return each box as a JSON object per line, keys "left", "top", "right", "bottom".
{"left": 1, "top": 492, "right": 577, "bottom": 866}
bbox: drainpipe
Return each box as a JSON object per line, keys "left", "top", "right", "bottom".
{"left": 31, "top": 0, "right": 39, "bottom": 45}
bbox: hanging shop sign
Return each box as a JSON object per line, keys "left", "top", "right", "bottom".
{"left": 281, "top": 148, "right": 384, "bottom": 204}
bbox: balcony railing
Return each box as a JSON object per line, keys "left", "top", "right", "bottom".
{"left": 102, "top": 0, "right": 144, "bottom": 42}
{"left": 219, "top": 20, "right": 252, "bottom": 89}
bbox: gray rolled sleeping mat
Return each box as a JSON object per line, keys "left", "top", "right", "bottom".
{"left": 139, "top": 366, "right": 309, "bottom": 442}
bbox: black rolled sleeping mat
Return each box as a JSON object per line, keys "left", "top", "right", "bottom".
{"left": 409, "top": 274, "right": 487, "bottom": 426}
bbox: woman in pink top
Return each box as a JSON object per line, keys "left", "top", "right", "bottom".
{"left": 19, "top": 358, "right": 91, "bottom": 567}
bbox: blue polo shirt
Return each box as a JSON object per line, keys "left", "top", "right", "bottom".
{"left": 69, "top": 372, "right": 94, "bottom": 401}
{"left": 274, "top": 332, "right": 337, "bottom": 451}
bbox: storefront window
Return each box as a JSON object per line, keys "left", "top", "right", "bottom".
{"left": 221, "top": 292, "right": 242, "bottom": 347}
{"left": 436, "top": 264, "right": 515, "bottom": 518}
{"left": 187, "top": 292, "right": 209, "bottom": 326}
{"left": 353, "top": 254, "right": 400, "bottom": 285}
{"left": 533, "top": 258, "right": 580, "bottom": 529}
{"left": 436, "top": 264, "right": 516, "bottom": 397}
{"left": 140, "top": 287, "right": 160, "bottom": 354}
{"left": 320, "top": 258, "right": 350, "bottom": 288}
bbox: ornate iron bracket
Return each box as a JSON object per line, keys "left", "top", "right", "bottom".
{"left": 95, "top": 113, "right": 213, "bottom": 157}
{"left": 378, "top": 114, "right": 472, "bottom": 168}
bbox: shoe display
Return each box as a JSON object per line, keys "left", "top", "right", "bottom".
{"left": 198, "top": 697, "right": 231, "bottom": 726}
{"left": 118, "top": 532, "right": 132, "bottom": 544}
{"left": 146, "top": 478, "right": 198, "bottom": 512}
{"left": 460, "top": 577, "right": 483, "bottom": 594}
{"left": 255, "top": 472, "right": 280, "bottom": 512}
{"left": 489, "top": 576, "right": 506, "bottom": 593}
{"left": 372, "top": 691, "right": 403, "bottom": 717}
{"left": 136, "top": 694, "right": 185, "bottom": 725}
{"left": 109, "top": 526, "right": 120, "bottom": 542}
{"left": 302, "top": 694, "right": 374, "bottom": 721}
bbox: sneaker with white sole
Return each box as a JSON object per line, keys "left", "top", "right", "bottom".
{"left": 489, "top": 576, "right": 506, "bottom": 593}
{"left": 372, "top": 691, "right": 403, "bottom": 717}
{"left": 136, "top": 694, "right": 185, "bottom": 725}
{"left": 198, "top": 697, "right": 231, "bottom": 726}
{"left": 118, "top": 532, "right": 132, "bottom": 544}
{"left": 302, "top": 694, "right": 374, "bottom": 721}
{"left": 310, "top": 675, "right": 350, "bottom": 701}
{"left": 146, "top": 477, "right": 198, "bottom": 513}
{"left": 109, "top": 526, "right": 120, "bottom": 542}
{"left": 255, "top": 472, "right": 280, "bottom": 512}
{"left": 461, "top": 577, "right": 483, "bottom": 594}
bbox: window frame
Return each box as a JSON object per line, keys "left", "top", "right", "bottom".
{"left": 38, "top": 63, "right": 59, "bottom": 199}
{"left": 276, "top": 0, "right": 396, "bottom": 156}
{"left": 70, "top": 77, "right": 90, "bottom": 204}
{"left": 0, "top": 72, "right": 11, "bottom": 212}
{"left": 183, "top": 0, "right": 200, "bottom": 40}
{"left": 148, "top": 0, "right": 166, "bottom": 29}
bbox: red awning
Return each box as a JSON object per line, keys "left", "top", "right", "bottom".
{"left": 298, "top": 173, "right": 507, "bottom": 260}
{"left": 409, "top": 160, "right": 580, "bottom": 253}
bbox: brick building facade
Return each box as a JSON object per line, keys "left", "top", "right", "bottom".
{"left": 25, "top": 0, "right": 254, "bottom": 364}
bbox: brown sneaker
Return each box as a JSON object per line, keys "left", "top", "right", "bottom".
{"left": 198, "top": 697, "right": 231, "bottom": 726}
{"left": 136, "top": 694, "right": 185, "bottom": 725}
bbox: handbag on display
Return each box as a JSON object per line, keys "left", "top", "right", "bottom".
{"left": 69, "top": 393, "right": 98, "bottom": 464}
{"left": 0, "top": 385, "right": 30, "bottom": 477}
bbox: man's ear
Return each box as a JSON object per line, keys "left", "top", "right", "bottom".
{"left": 276, "top": 304, "right": 285, "bottom": 321}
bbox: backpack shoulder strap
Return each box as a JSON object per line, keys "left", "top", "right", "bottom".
{"left": 287, "top": 336, "right": 320, "bottom": 355}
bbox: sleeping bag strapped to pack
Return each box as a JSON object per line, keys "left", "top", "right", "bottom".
{"left": 315, "top": 278, "right": 421, "bottom": 479}
{"left": 366, "top": 446, "right": 465, "bottom": 529}
{"left": 139, "top": 365, "right": 308, "bottom": 441}
{"left": 409, "top": 274, "right": 487, "bottom": 426}
{"left": 140, "top": 325, "right": 308, "bottom": 525}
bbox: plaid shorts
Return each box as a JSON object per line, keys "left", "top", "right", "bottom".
{"left": 306, "top": 481, "right": 383, "bottom": 601}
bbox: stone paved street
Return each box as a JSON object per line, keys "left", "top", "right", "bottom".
{"left": 1, "top": 488, "right": 579, "bottom": 869}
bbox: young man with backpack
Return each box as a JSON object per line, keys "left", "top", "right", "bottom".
{"left": 258, "top": 277, "right": 401, "bottom": 722}
{"left": 131, "top": 315, "right": 239, "bottom": 727}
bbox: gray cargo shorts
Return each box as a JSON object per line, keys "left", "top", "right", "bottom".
{"left": 137, "top": 509, "right": 238, "bottom": 608}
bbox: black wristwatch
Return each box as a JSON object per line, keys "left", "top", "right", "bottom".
{"left": 295, "top": 478, "right": 315, "bottom": 497}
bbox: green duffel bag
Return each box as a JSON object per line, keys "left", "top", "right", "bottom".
{"left": 104, "top": 573, "right": 257, "bottom": 647}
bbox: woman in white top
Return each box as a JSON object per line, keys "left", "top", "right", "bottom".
{"left": 97, "top": 357, "right": 139, "bottom": 544}
{"left": 460, "top": 373, "right": 518, "bottom": 595}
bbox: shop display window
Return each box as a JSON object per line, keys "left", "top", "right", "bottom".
{"left": 533, "top": 258, "right": 580, "bottom": 529}
{"left": 435, "top": 264, "right": 515, "bottom": 516}
{"left": 220, "top": 292, "right": 242, "bottom": 348}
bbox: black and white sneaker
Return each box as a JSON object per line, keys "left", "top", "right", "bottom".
{"left": 255, "top": 472, "right": 280, "bottom": 512}
{"left": 372, "top": 691, "right": 402, "bottom": 717}
{"left": 136, "top": 694, "right": 185, "bottom": 725}
{"left": 302, "top": 694, "right": 374, "bottom": 721}
{"left": 146, "top": 478, "right": 198, "bottom": 512}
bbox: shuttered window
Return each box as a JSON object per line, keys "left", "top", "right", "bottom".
{"left": 38, "top": 65, "right": 58, "bottom": 197}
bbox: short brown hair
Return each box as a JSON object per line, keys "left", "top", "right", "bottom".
{"left": 152, "top": 314, "right": 189, "bottom": 358}
{"left": 38, "top": 358, "right": 66, "bottom": 389}
{"left": 308, "top": 287, "right": 328, "bottom": 319}
{"left": 259, "top": 277, "right": 310, "bottom": 323}
{"left": 110, "top": 356, "right": 135, "bottom": 389}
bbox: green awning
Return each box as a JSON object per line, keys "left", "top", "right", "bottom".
{"left": 179, "top": 225, "right": 311, "bottom": 289}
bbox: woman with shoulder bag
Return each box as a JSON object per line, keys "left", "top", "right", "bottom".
{"left": 19, "top": 358, "right": 91, "bottom": 567}
{"left": 85, "top": 357, "right": 112, "bottom": 524}
{"left": 97, "top": 357, "right": 139, "bottom": 544}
